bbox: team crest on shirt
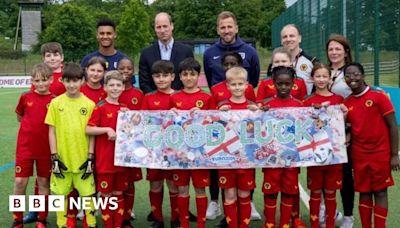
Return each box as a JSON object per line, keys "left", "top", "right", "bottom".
{"left": 263, "top": 182, "right": 271, "bottom": 190}
{"left": 365, "top": 100, "right": 373, "bottom": 107}
{"left": 131, "top": 97, "right": 138, "bottom": 105}
{"left": 292, "top": 84, "right": 298, "bottom": 90}
{"left": 175, "top": 102, "right": 182, "bottom": 107}
{"left": 154, "top": 101, "right": 160, "bottom": 106}
{"left": 300, "top": 64, "right": 308, "bottom": 71}
{"left": 219, "top": 176, "right": 227, "bottom": 184}
{"left": 100, "top": 181, "right": 108, "bottom": 189}
{"left": 80, "top": 107, "right": 88, "bottom": 115}
{"left": 27, "top": 101, "right": 33, "bottom": 107}
{"left": 106, "top": 112, "right": 113, "bottom": 118}
{"left": 15, "top": 166, "right": 22, "bottom": 173}
{"left": 196, "top": 100, "right": 204, "bottom": 108}
{"left": 173, "top": 174, "right": 179, "bottom": 181}
{"left": 267, "top": 84, "right": 275, "bottom": 89}
{"left": 218, "top": 92, "right": 224, "bottom": 97}
{"left": 238, "top": 52, "right": 246, "bottom": 60}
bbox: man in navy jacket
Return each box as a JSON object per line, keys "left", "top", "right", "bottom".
{"left": 203, "top": 11, "right": 260, "bottom": 89}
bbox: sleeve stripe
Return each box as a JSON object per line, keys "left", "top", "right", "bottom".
{"left": 383, "top": 109, "right": 395, "bottom": 116}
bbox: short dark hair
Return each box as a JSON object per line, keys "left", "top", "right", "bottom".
{"left": 96, "top": 18, "right": 116, "bottom": 30}
{"left": 179, "top": 57, "right": 201, "bottom": 74}
{"left": 62, "top": 62, "right": 84, "bottom": 80}
{"left": 344, "top": 62, "right": 365, "bottom": 75}
{"left": 221, "top": 51, "right": 243, "bottom": 66}
{"left": 151, "top": 60, "right": 174, "bottom": 74}
{"left": 86, "top": 56, "right": 107, "bottom": 71}
{"left": 272, "top": 66, "right": 296, "bottom": 81}
{"left": 41, "top": 42, "right": 63, "bottom": 56}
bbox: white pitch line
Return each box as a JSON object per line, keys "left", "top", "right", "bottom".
{"left": 299, "top": 182, "right": 310, "bottom": 210}
{"left": 0, "top": 90, "right": 27, "bottom": 95}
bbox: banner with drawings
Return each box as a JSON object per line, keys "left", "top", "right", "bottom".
{"left": 114, "top": 106, "right": 347, "bottom": 169}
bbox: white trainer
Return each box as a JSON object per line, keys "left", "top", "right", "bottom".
{"left": 340, "top": 216, "right": 354, "bottom": 228}
{"left": 250, "top": 202, "right": 262, "bottom": 221}
{"left": 335, "top": 210, "right": 344, "bottom": 226}
{"left": 206, "top": 201, "right": 221, "bottom": 220}
{"left": 131, "top": 209, "right": 136, "bottom": 219}
{"left": 319, "top": 204, "right": 326, "bottom": 226}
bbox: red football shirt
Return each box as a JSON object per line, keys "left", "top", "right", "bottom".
{"left": 344, "top": 87, "right": 394, "bottom": 161}
{"left": 15, "top": 91, "right": 55, "bottom": 159}
{"left": 257, "top": 78, "right": 307, "bottom": 102}
{"left": 141, "top": 90, "right": 172, "bottom": 110}
{"left": 119, "top": 87, "right": 144, "bottom": 110}
{"left": 80, "top": 83, "right": 107, "bottom": 103}
{"left": 88, "top": 100, "right": 126, "bottom": 173}
{"left": 262, "top": 95, "right": 303, "bottom": 108}
{"left": 303, "top": 93, "right": 343, "bottom": 106}
{"left": 211, "top": 80, "right": 256, "bottom": 104}
{"left": 217, "top": 99, "right": 256, "bottom": 110}
{"left": 30, "top": 71, "right": 66, "bottom": 96}
{"left": 170, "top": 89, "right": 215, "bottom": 110}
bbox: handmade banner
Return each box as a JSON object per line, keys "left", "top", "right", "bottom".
{"left": 115, "top": 105, "right": 347, "bottom": 169}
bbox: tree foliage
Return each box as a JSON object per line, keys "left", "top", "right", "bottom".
{"left": 116, "top": 0, "right": 153, "bottom": 57}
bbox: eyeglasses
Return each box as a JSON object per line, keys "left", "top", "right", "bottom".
{"left": 344, "top": 72, "right": 363, "bottom": 79}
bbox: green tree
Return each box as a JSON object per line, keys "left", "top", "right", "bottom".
{"left": 258, "top": 0, "right": 286, "bottom": 47}
{"left": 0, "top": 0, "right": 19, "bottom": 38}
{"left": 39, "top": 3, "right": 96, "bottom": 61}
{"left": 116, "top": 0, "right": 153, "bottom": 57}
{"left": 226, "top": 0, "right": 262, "bottom": 39}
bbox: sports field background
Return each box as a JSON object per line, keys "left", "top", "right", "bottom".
{"left": 1, "top": 88, "right": 399, "bottom": 227}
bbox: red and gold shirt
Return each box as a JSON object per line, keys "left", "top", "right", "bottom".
{"left": 262, "top": 95, "right": 303, "bottom": 109}
{"left": 88, "top": 100, "right": 126, "bottom": 173}
{"left": 303, "top": 93, "right": 343, "bottom": 106}
{"left": 80, "top": 84, "right": 106, "bottom": 104}
{"left": 257, "top": 78, "right": 307, "bottom": 102}
{"left": 119, "top": 87, "right": 144, "bottom": 110}
{"left": 15, "top": 91, "right": 55, "bottom": 159}
{"left": 170, "top": 89, "right": 215, "bottom": 110}
{"left": 142, "top": 90, "right": 172, "bottom": 110}
{"left": 30, "top": 71, "right": 66, "bottom": 96}
{"left": 211, "top": 80, "right": 256, "bottom": 104}
{"left": 344, "top": 87, "right": 394, "bottom": 161}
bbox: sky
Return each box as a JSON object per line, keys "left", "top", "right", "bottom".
{"left": 285, "top": 0, "right": 298, "bottom": 7}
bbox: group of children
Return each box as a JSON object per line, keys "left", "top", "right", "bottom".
{"left": 12, "top": 41, "right": 398, "bottom": 228}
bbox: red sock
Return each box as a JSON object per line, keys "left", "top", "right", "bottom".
{"left": 177, "top": 196, "right": 190, "bottom": 228}
{"left": 114, "top": 194, "right": 124, "bottom": 228}
{"left": 101, "top": 196, "right": 113, "bottom": 228}
{"left": 169, "top": 191, "right": 179, "bottom": 221}
{"left": 264, "top": 195, "right": 277, "bottom": 228}
{"left": 123, "top": 187, "right": 135, "bottom": 221}
{"left": 324, "top": 192, "right": 336, "bottom": 228}
{"left": 37, "top": 195, "right": 49, "bottom": 221}
{"left": 359, "top": 199, "right": 373, "bottom": 228}
{"left": 291, "top": 192, "right": 300, "bottom": 219}
{"left": 149, "top": 191, "right": 163, "bottom": 221}
{"left": 67, "top": 190, "right": 79, "bottom": 220}
{"left": 224, "top": 201, "right": 238, "bottom": 228}
{"left": 374, "top": 205, "right": 388, "bottom": 228}
{"left": 279, "top": 195, "right": 293, "bottom": 228}
{"left": 238, "top": 195, "right": 251, "bottom": 227}
{"left": 13, "top": 212, "right": 23, "bottom": 222}
{"left": 196, "top": 195, "right": 208, "bottom": 228}
{"left": 309, "top": 192, "right": 321, "bottom": 228}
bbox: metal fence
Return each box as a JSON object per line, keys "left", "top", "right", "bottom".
{"left": 271, "top": 0, "right": 400, "bottom": 87}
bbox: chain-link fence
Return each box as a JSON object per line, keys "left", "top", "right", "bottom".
{"left": 272, "top": 0, "right": 399, "bottom": 87}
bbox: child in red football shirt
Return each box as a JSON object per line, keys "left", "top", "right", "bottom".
{"left": 86, "top": 71, "right": 127, "bottom": 228}
{"left": 217, "top": 66, "right": 258, "bottom": 228}
{"left": 170, "top": 57, "right": 214, "bottom": 228}
{"left": 261, "top": 66, "right": 303, "bottom": 228}
{"left": 343, "top": 63, "right": 399, "bottom": 228}
{"left": 142, "top": 60, "right": 180, "bottom": 228}
{"left": 257, "top": 47, "right": 307, "bottom": 102}
{"left": 303, "top": 64, "right": 345, "bottom": 228}
{"left": 211, "top": 51, "right": 256, "bottom": 104}
{"left": 81, "top": 56, "right": 107, "bottom": 103}
{"left": 12, "top": 63, "right": 55, "bottom": 228}
{"left": 117, "top": 57, "right": 144, "bottom": 226}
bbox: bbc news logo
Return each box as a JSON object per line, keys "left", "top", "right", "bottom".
{"left": 9, "top": 195, "right": 118, "bottom": 212}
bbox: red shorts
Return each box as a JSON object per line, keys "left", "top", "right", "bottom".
{"left": 97, "top": 173, "right": 128, "bottom": 193}
{"left": 353, "top": 160, "right": 394, "bottom": 192}
{"left": 15, "top": 157, "right": 51, "bottom": 178}
{"left": 146, "top": 168, "right": 173, "bottom": 181}
{"left": 172, "top": 170, "right": 210, "bottom": 187}
{"left": 218, "top": 169, "right": 256, "bottom": 190}
{"left": 262, "top": 168, "right": 299, "bottom": 194}
{"left": 127, "top": 168, "right": 142, "bottom": 182}
{"left": 307, "top": 164, "right": 343, "bottom": 190}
